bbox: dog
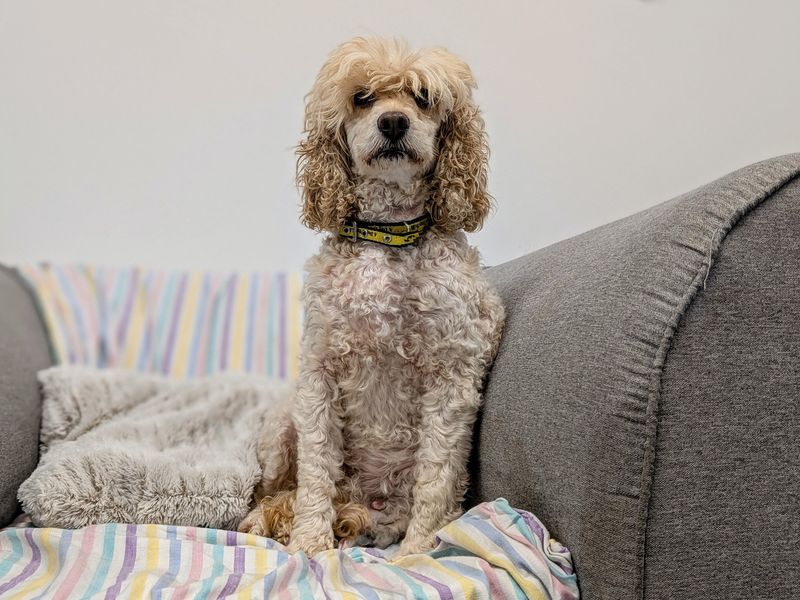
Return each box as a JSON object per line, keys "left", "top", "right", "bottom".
{"left": 238, "top": 37, "right": 505, "bottom": 558}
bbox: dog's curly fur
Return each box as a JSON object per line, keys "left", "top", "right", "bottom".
{"left": 238, "top": 37, "right": 505, "bottom": 557}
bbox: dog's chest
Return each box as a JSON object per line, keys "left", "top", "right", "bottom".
{"left": 305, "top": 236, "right": 486, "bottom": 504}
{"left": 328, "top": 246, "right": 425, "bottom": 354}
{"left": 326, "top": 245, "right": 432, "bottom": 405}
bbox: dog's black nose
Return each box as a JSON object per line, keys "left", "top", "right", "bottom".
{"left": 377, "top": 111, "right": 410, "bottom": 141}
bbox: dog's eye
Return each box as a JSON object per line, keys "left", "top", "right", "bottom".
{"left": 353, "top": 91, "right": 376, "bottom": 108}
{"left": 414, "top": 89, "right": 431, "bottom": 109}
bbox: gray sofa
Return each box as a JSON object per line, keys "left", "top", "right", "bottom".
{"left": 2, "top": 154, "right": 799, "bottom": 599}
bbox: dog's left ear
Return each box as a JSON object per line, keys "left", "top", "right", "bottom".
{"left": 297, "top": 126, "right": 354, "bottom": 232}
{"left": 428, "top": 100, "right": 491, "bottom": 232}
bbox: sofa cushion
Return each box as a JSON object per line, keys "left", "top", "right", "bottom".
{"left": 0, "top": 265, "right": 52, "bottom": 527}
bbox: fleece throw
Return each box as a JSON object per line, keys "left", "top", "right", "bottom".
{"left": 18, "top": 366, "right": 289, "bottom": 529}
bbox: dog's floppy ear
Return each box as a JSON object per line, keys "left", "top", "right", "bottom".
{"left": 428, "top": 100, "right": 491, "bottom": 232}
{"left": 297, "top": 123, "right": 355, "bottom": 232}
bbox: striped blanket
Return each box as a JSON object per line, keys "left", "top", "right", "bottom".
{"left": 17, "top": 264, "right": 304, "bottom": 380}
{"left": 0, "top": 500, "right": 578, "bottom": 599}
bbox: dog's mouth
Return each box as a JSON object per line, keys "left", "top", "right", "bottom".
{"left": 366, "top": 145, "right": 421, "bottom": 165}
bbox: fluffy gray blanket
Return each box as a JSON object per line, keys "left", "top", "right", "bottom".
{"left": 18, "top": 366, "right": 289, "bottom": 529}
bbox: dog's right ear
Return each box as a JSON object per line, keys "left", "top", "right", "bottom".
{"left": 296, "top": 123, "right": 354, "bottom": 232}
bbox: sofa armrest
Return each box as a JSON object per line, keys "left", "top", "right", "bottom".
{"left": 473, "top": 154, "right": 800, "bottom": 600}
{"left": 0, "top": 265, "right": 52, "bottom": 527}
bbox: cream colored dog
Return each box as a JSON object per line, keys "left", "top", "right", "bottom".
{"left": 238, "top": 37, "right": 505, "bottom": 558}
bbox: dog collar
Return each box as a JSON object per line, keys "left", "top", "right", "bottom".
{"left": 338, "top": 214, "right": 430, "bottom": 247}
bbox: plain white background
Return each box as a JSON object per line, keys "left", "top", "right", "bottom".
{"left": 2, "top": 0, "right": 799, "bottom": 271}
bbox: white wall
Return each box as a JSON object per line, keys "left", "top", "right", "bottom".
{"left": 1, "top": 0, "right": 799, "bottom": 271}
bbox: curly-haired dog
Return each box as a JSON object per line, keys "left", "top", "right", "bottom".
{"left": 238, "top": 37, "right": 505, "bottom": 557}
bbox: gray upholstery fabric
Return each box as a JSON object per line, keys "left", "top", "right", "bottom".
{"left": 645, "top": 175, "right": 800, "bottom": 600}
{"left": 474, "top": 153, "right": 800, "bottom": 600}
{"left": 0, "top": 265, "right": 52, "bottom": 527}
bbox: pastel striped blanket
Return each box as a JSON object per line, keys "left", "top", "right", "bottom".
{"left": 0, "top": 500, "right": 578, "bottom": 599}
{"left": 16, "top": 264, "right": 304, "bottom": 380}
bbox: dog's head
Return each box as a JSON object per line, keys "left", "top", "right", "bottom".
{"left": 297, "top": 37, "right": 490, "bottom": 232}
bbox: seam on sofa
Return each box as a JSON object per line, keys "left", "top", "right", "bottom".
{"left": 635, "top": 167, "right": 800, "bottom": 600}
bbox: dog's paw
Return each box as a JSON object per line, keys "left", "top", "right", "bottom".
{"left": 287, "top": 531, "right": 335, "bottom": 556}
{"left": 237, "top": 506, "right": 267, "bottom": 536}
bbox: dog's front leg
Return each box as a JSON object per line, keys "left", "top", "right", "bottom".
{"left": 287, "top": 364, "right": 343, "bottom": 556}
{"left": 398, "top": 377, "right": 480, "bottom": 557}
